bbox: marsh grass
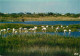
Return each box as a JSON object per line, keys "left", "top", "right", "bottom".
{"left": 0, "top": 34, "right": 80, "bottom": 56}
{"left": 0, "top": 23, "right": 80, "bottom": 56}
{"left": 0, "top": 16, "right": 80, "bottom": 22}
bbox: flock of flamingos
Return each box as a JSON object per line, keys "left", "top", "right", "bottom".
{"left": 0, "top": 25, "right": 74, "bottom": 36}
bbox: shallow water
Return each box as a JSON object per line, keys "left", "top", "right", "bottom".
{"left": 0, "top": 21, "right": 80, "bottom": 25}
{"left": 0, "top": 21, "right": 80, "bottom": 37}
{"left": 0, "top": 32, "right": 80, "bottom": 37}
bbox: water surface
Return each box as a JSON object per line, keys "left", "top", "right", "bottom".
{"left": 0, "top": 21, "right": 80, "bottom": 25}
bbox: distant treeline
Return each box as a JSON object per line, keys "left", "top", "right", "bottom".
{"left": 0, "top": 12, "right": 80, "bottom": 18}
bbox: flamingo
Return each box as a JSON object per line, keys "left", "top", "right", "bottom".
{"left": 24, "top": 28, "right": 28, "bottom": 33}
{"left": 19, "top": 27, "right": 23, "bottom": 33}
{"left": 69, "top": 29, "right": 71, "bottom": 36}
{"left": 63, "top": 29, "right": 67, "bottom": 35}
{"left": 42, "top": 27, "right": 46, "bottom": 32}
{"left": 64, "top": 29, "right": 67, "bottom": 33}
{"left": 34, "top": 26, "right": 37, "bottom": 30}
{"left": 41, "top": 26, "right": 44, "bottom": 28}
{"left": 61, "top": 25, "right": 63, "bottom": 28}
{"left": 66, "top": 26, "right": 68, "bottom": 28}
{"left": 7, "top": 28, "right": 10, "bottom": 32}
{"left": 51, "top": 26, "right": 53, "bottom": 29}
{"left": 46, "top": 25, "right": 48, "bottom": 28}
{"left": 12, "top": 28, "right": 15, "bottom": 34}
{"left": 56, "top": 27, "right": 59, "bottom": 32}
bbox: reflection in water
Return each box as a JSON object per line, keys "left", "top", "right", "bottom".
{"left": 0, "top": 21, "right": 80, "bottom": 25}
{"left": 0, "top": 32, "right": 80, "bottom": 37}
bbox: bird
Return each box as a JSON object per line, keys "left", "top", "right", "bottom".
{"left": 66, "top": 26, "right": 68, "bottom": 28}
{"left": 41, "top": 26, "right": 44, "bottom": 28}
{"left": 46, "top": 25, "right": 48, "bottom": 28}
{"left": 12, "top": 28, "right": 15, "bottom": 34}
{"left": 64, "top": 29, "right": 67, "bottom": 33}
{"left": 51, "top": 26, "right": 53, "bottom": 29}
{"left": 14, "top": 31, "right": 17, "bottom": 34}
{"left": 7, "top": 28, "right": 10, "bottom": 32}
{"left": 34, "top": 26, "right": 37, "bottom": 30}
{"left": 69, "top": 29, "right": 71, "bottom": 36}
{"left": 69, "top": 29, "right": 71, "bottom": 32}
{"left": 61, "top": 25, "right": 63, "bottom": 28}
{"left": 24, "top": 28, "right": 28, "bottom": 33}
{"left": 29, "top": 28, "right": 36, "bottom": 33}
{"left": 63, "top": 29, "right": 67, "bottom": 35}
{"left": 3, "top": 29, "right": 6, "bottom": 32}
{"left": 19, "top": 27, "right": 23, "bottom": 33}
{"left": 42, "top": 27, "right": 46, "bottom": 32}
{"left": 0, "top": 29, "right": 4, "bottom": 35}
{"left": 63, "top": 27, "right": 65, "bottom": 29}
{"left": 56, "top": 27, "right": 59, "bottom": 32}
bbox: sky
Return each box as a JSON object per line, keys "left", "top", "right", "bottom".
{"left": 0, "top": 0, "right": 80, "bottom": 13}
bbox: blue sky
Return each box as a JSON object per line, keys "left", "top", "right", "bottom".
{"left": 0, "top": 0, "right": 80, "bottom": 13}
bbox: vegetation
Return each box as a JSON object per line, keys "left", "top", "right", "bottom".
{"left": 0, "top": 12, "right": 80, "bottom": 22}
{"left": 0, "top": 23, "right": 80, "bottom": 32}
{"left": 0, "top": 34, "right": 80, "bottom": 56}
{"left": 0, "top": 23, "right": 80, "bottom": 56}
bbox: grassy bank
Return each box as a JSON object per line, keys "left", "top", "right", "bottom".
{"left": 0, "top": 34, "right": 80, "bottom": 56}
{"left": 0, "top": 16, "right": 80, "bottom": 22}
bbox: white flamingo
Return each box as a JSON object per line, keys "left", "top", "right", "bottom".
{"left": 63, "top": 29, "right": 67, "bottom": 35}
{"left": 41, "top": 26, "right": 44, "bottom": 28}
{"left": 3, "top": 29, "right": 6, "bottom": 32}
{"left": 63, "top": 27, "right": 65, "bottom": 29}
{"left": 61, "top": 25, "right": 63, "bottom": 28}
{"left": 0, "top": 29, "right": 4, "bottom": 35}
{"left": 12, "top": 28, "right": 15, "bottom": 34}
{"left": 34, "top": 26, "right": 37, "bottom": 30}
{"left": 64, "top": 29, "right": 67, "bottom": 33}
{"left": 69, "top": 29, "right": 71, "bottom": 35}
{"left": 29, "top": 28, "right": 36, "bottom": 33}
{"left": 32, "top": 28, "right": 36, "bottom": 33}
{"left": 66, "top": 26, "right": 68, "bottom": 28}
{"left": 46, "top": 25, "right": 48, "bottom": 28}
{"left": 19, "top": 27, "right": 23, "bottom": 33}
{"left": 42, "top": 27, "right": 46, "bottom": 32}
{"left": 7, "top": 28, "right": 10, "bottom": 32}
{"left": 56, "top": 27, "right": 59, "bottom": 32}
{"left": 24, "top": 28, "right": 28, "bottom": 33}
{"left": 14, "top": 31, "right": 17, "bottom": 34}
{"left": 51, "top": 26, "right": 53, "bottom": 29}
